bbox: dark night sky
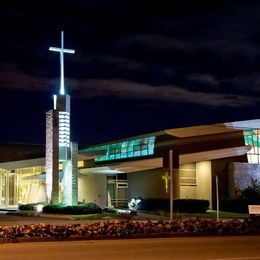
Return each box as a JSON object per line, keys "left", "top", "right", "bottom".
{"left": 1, "top": 1, "right": 260, "bottom": 146}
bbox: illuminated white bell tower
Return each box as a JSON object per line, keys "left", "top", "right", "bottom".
{"left": 46, "top": 31, "right": 78, "bottom": 206}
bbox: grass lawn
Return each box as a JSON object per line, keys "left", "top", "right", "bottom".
{"left": 172, "top": 210, "right": 249, "bottom": 219}
{"left": 13, "top": 210, "right": 131, "bottom": 221}
{"left": 13, "top": 210, "right": 249, "bottom": 221}
{"left": 72, "top": 212, "right": 128, "bottom": 220}
{"left": 71, "top": 210, "right": 249, "bottom": 221}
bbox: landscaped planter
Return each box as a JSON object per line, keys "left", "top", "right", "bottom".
{"left": 0, "top": 218, "right": 259, "bottom": 243}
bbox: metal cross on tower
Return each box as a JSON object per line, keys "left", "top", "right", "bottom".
{"left": 49, "top": 31, "right": 75, "bottom": 95}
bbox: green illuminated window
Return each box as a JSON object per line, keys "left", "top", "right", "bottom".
{"left": 84, "top": 136, "right": 156, "bottom": 162}
{"left": 244, "top": 129, "right": 260, "bottom": 163}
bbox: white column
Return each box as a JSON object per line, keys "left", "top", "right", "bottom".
{"left": 196, "top": 161, "right": 212, "bottom": 208}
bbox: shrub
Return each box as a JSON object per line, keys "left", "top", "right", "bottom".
{"left": 42, "top": 204, "right": 63, "bottom": 214}
{"left": 238, "top": 179, "right": 260, "bottom": 202}
{"left": 222, "top": 179, "right": 260, "bottom": 213}
{"left": 102, "top": 207, "right": 117, "bottom": 213}
{"left": 19, "top": 202, "right": 46, "bottom": 211}
{"left": 135, "top": 198, "right": 209, "bottom": 213}
{"left": 220, "top": 198, "right": 260, "bottom": 213}
{"left": 136, "top": 198, "right": 169, "bottom": 212}
{"left": 42, "top": 202, "right": 102, "bottom": 215}
{"left": 0, "top": 219, "right": 259, "bottom": 239}
{"left": 242, "top": 182, "right": 260, "bottom": 201}
{"left": 173, "top": 199, "right": 209, "bottom": 213}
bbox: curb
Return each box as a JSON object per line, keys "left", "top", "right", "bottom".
{"left": 1, "top": 232, "right": 260, "bottom": 244}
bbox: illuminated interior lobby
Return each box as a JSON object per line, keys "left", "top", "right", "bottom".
{"left": 0, "top": 119, "right": 260, "bottom": 209}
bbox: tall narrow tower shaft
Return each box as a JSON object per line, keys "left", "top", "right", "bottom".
{"left": 46, "top": 31, "right": 78, "bottom": 206}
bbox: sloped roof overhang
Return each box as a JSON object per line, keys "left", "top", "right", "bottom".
{"left": 78, "top": 145, "right": 250, "bottom": 174}
{"left": 179, "top": 145, "right": 250, "bottom": 164}
{"left": 165, "top": 119, "right": 260, "bottom": 138}
{"left": 0, "top": 157, "right": 45, "bottom": 170}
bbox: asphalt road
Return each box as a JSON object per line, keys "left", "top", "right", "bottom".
{"left": 0, "top": 236, "right": 259, "bottom": 260}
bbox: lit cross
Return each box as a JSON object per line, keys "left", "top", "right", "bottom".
{"left": 49, "top": 31, "right": 75, "bottom": 95}
{"left": 162, "top": 172, "right": 170, "bottom": 193}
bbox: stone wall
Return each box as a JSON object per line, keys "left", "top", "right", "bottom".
{"left": 228, "top": 162, "right": 260, "bottom": 197}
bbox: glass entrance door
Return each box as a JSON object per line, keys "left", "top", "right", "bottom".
{"left": 107, "top": 174, "right": 128, "bottom": 208}
{"left": 0, "top": 170, "right": 18, "bottom": 207}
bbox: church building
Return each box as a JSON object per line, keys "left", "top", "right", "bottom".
{"left": 0, "top": 119, "right": 259, "bottom": 209}
{"left": 0, "top": 33, "right": 259, "bottom": 209}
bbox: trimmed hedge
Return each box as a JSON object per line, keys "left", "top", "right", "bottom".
{"left": 136, "top": 198, "right": 209, "bottom": 213}
{"left": 136, "top": 198, "right": 169, "bottom": 212}
{"left": 173, "top": 199, "right": 209, "bottom": 213}
{"left": 42, "top": 202, "right": 102, "bottom": 215}
{"left": 19, "top": 202, "right": 46, "bottom": 211}
{"left": 220, "top": 199, "right": 260, "bottom": 213}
